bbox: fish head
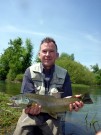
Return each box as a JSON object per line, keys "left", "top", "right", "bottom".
{"left": 10, "top": 94, "right": 30, "bottom": 107}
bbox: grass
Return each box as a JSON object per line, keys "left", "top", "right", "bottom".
{"left": 0, "top": 91, "right": 100, "bottom": 134}
{"left": 0, "top": 92, "right": 22, "bottom": 135}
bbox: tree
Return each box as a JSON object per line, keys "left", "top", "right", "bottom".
{"left": 0, "top": 46, "right": 13, "bottom": 80}
{"left": 56, "top": 53, "right": 96, "bottom": 85}
{"left": 0, "top": 37, "right": 33, "bottom": 81}
{"left": 91, "top": 64, "right": 99, "bottom": 73}
{"left": 35, "top": 54, "right": 41, "bottom": 63}
{"left": 7, "top": 37, "right": 23, "bottom": 80}
{"left": 60, "top": 52, "right": 75, "bottom": 61}
{"left": 91, "top": 64, "right": 101, "bottom": 85}
{"left": 21, "top": 38, "right": 33, "bottom": 72}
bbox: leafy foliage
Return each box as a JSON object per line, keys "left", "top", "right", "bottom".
{"left": 91, "top": 64, "right": 101, "bottom": 85}
{"left": 56, "top": 53, "right": 96, "bottom": 85}
{"left": 0, "top": 37, "right": 33, "bottom": 81}
{"left": 15, "top": 74, "right": 24, "bottom": 82}
{"left": 0, "top": 38, "right": 100, "bottom": 85}
{"left": 60, "top": 52, "right": 75, "bottom": 61}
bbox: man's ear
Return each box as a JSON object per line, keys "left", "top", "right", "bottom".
{"left": 56, "top": 52, "right": 59, "bottom": 59}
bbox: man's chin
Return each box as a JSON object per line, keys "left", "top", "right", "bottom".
{"left": 43, "top": 63, "right": 53, "bottom": 69}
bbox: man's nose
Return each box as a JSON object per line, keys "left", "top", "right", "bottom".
{"left": 46, "top": 51, "right": 50, "bottom": 56}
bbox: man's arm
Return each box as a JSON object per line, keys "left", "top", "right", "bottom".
{"left": 21, "top": 68, "right": 36, "bottom": 93}
{"left": 21, "top": 68, "right": 42, "bottom": 115}
{"left": 62, "top": 72, "right": 84, "bottom": 111}
{"left": 61, "top": 72, "right": 72, "bottom": 98}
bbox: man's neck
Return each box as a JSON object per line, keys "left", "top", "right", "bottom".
{"left": 43, "top": 65, "right": 54, "bottom": 71}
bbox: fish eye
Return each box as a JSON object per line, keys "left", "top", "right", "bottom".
{"left": 12, "top": 97, "right": 18, "bottom": 100}
{"left": 25, "top": 97, "right": 29, "bottom": 101}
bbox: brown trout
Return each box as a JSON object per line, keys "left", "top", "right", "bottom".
{"left": 10, "top": 93, "right": 93, "bottom": 118}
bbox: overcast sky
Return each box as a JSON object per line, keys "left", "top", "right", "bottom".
{"left": 0, "top": 0, "right": 101, "bottom": 69}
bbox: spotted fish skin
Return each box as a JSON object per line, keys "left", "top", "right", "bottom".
{"left": 10, "top": 93, "right": 93, "bottom": 114}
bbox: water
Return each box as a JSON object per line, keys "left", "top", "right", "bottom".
{"left": 64, "top": 86, "right": 101, "bottom": 134}
{"left": 0, "top": 81, "right": 101, "bottom": 134}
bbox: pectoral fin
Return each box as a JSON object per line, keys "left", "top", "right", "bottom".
{"left": 27, "top": 101, "right": 36, "bottom": 107}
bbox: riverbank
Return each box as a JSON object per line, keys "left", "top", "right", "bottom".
{"left": 0, "top": 92, "right": 22, "bottom": 135}
{"left": 0, "top": 80, "right": 91, "bottom": 95}
{"left": 0, "top": 91, "right": 101, "bottom": 135}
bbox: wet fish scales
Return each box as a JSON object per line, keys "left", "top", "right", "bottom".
{"left": 10, "top": 93, "right": 93, "bottom": 114}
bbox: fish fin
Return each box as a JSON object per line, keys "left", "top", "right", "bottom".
{"left": 27, "top": 101, "right": 37, "bottom": 107}
{"left": 81, "top": 93, "right": 93, "bottom": 104}
{"left": 49, "top": 113, "right": 58, "bottom": 119}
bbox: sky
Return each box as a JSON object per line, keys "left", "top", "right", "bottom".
{"left": 0, "top": 0, "right": 101, "bottom": 69}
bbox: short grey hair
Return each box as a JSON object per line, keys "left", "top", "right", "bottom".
{"left": 40, "top": 37, "right": 58, "bottom": 51}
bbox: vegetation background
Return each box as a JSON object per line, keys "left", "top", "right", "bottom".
{"left": 0, "top": 37, "right": 101, "bottom": 85}
{"left": 0, "top": 37, "right": 101, "bottom": 134}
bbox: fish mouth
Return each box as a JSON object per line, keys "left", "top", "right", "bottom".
{"left": 7, "top": 102, "right": 21, "bottom": 108}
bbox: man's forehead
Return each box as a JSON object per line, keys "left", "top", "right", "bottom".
{"left": 40, "top": 42, "right": 56, "bottom": 49}
{"left": 41, "top": 41, "right": 55, "bottom": 46}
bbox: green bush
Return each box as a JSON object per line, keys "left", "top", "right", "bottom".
{"left": 6, "top": 69, "right": 16, "bottom": 81}
{"left": 15, "top": 74, "right": 24, "bottom": 82}
{"left": 0, "top": 92, "right": 21, "bottom": 134}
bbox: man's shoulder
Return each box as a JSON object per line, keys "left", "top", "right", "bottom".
{"left": 29, "top": 63, "right": 42, "bottom": 72}
{"left": 55, "top": 65, "right": 67, "bottom": 78}
{"left": 55, "top": 65, "right": 67, "bottom": 72}
{"left": 30, "top": 62, "right": 41, "bottom": 67}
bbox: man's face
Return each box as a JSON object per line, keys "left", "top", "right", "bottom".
{"left": 38, "top": 42, "right": 59, "bottom": 69}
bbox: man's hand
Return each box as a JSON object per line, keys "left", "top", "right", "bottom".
{"left": 68, "top": 95, "right": 84, "bottom": 112}
{"left": 25, "top": 104, "right": 42, "bottom": 115}
{"left": 69, "top": 100, "right": 84, "bottom": 111}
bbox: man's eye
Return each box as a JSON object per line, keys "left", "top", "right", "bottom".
{"left": 50, "top": 50, "right": 54, "bottom": 53}
{"left": 43, "top": 50, "right": 47, "bottom": 53}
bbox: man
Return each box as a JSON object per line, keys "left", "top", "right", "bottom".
{"left": 13, "top": 37, "right": 83, "bottom": 135}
